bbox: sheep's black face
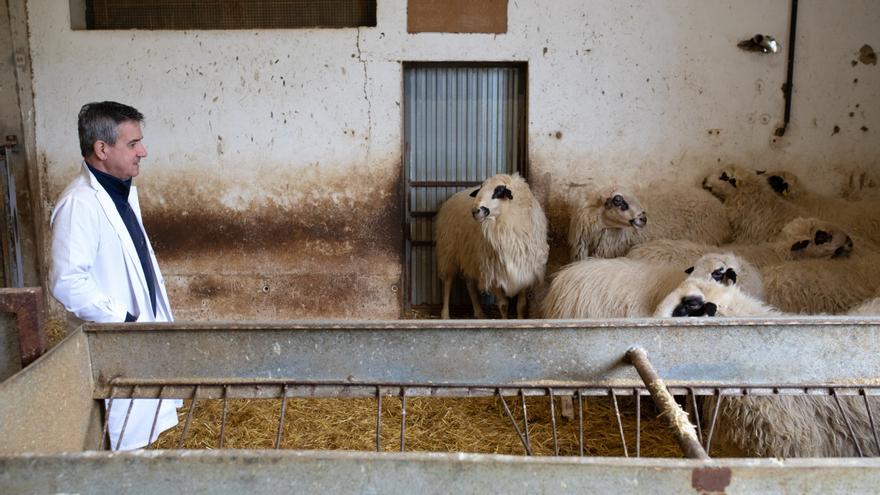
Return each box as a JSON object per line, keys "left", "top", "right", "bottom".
{"left": 702, "top": 169, "right": 739, "bottom": 200}
{"left": 671, "top": 296, "right": 718, "bottom": 317}
{"left": 786, "top": 221, "right": 855, "bottom": 260}
{"left": 603, "top": 192, "right": 647, "bottom": 229}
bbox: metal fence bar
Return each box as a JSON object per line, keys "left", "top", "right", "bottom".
{"left": 863, "top": 389, "right": 880, "bottom": 454}
{"left": 689, "top": 387, "right": 703, "bottom": 445}
{"left": 275, "top": 384, "right": 289, "bottom": 449}
{"left": 400, "top": 389, "right": 407, "bottom": 452}
{"left": 219, "top": 386, "right": 229, "bottom": 448}
{"left": 114, "top": 387, "right": 136, "bottom": 450}
{"left": 519, "top": 389, "right": 531, "bottom": 455}
{"left": 548, "top": 388, "right": 558, "bottom": 456}
{"left": 498, "top": 389, "right": 531, "bottom": 455}
{"left": 577, "top": 390, "right": 584, "bottom": 457}
{"left": 177, "top": 386, "right": 199, "bottom": 449}
{"left": 611, "top": 390, "right": 628, "bottom": 458}
{"left": 375, "top": 386, "right": 382, "bottom": 452}
{"left": 635, "top": 388, "right": 641, "bottom": 458}
{"left": 148, "top": 387, "right": 165, "bottom": 449}
{"left": 832, "top": 388, "right": 864, "bottom": 457}
{"left": 706, "top": 389, "right": 722, "bottom": 454}
{"left": 99, "top": 386, "right": 116, "bottom": 451}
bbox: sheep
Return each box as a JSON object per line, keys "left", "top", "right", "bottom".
{"left": 655, "top": 279, "right": 879, "bottom": 458}
{"left": 653, "top": 277, "right": 780, "bottom": 318}
{"left": 627, "top": 217, "right": 855, "bottom": 270}
{"left": 759, "top": 252, "right": 880, "bottom": 314}
{"left": 702, "top": 165, "right": 810, "bottom": 243}
{"left": 542, "top": 253, "right": 757, "bottom": 319}
{"left": 567, "top": 187, "right": 647, "bottom": 260}
{"left": 567, "top": 185, "right": 731, "bottom": 261}
{"left": 760, "top": 169, "right": 880, "bottom": 246}
{"left": 435, "top": 173, "right": 549, "bottom": 319}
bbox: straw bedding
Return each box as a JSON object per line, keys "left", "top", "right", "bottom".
{"left": 153, "top": 395, "right": 685, "bottom": 457}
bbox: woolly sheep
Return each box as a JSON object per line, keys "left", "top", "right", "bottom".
{"left": 435, "top": 173, "right": 549, "bottom": 319}
{"left": 567, "top": 187, "right": 647, "bottom": 260}
{"left": 627, "top": 217, "right": 854, "bottom": 269}
{"left": 567, "top": 185, "right": 731, "bottom": 261}
{"left": 760, "top": 169, "right": 880, "bottom": 246}
{"left": 542, "top": 253, "right": 756, "bottom": 319}
{"left": 702, "top": 165, "right": 810, "bottom": 243}
{"left": 759, "top": 251, "right": 880, "bottom": 314}
{"left": 655, "top": 279, "right": 878, "bottom": 457}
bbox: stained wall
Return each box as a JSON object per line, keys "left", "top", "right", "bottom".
{"left": 26, "top": 0, "right": 880, "bottom": 319}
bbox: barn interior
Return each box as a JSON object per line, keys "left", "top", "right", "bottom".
{"left": 1, "top": 1, "right": 880, "bottom": 493}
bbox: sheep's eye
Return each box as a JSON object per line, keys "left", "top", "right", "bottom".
{"left": 491, "top": 185, "right": 512, "bottom": 200}
{"left": 711, "top": 268, "right": 725, "bottom": 281}
{"left": 791, "top": 240, "right": 810, "bottom": 251}
{"left": 814, "top": 230, "right": 831, "bottom": 245}
{"left": 720, "top": 172, "right": 730, "bottom": 181}
{"left": 729, "top": 178, "right": 737, "bottom": 187}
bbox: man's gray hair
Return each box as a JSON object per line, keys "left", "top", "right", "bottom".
{"left": 77, "top": 101, "right": 144, "bottom": 157}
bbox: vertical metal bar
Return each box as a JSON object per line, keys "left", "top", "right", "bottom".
{"left": 706, "top": 389, "right": 722, "bottom": 454}
{"left": 0, "top": 146, "right": 23, "bottom": 287}
{"left": 519, "top": 389, "right": 531, "bottom": 454}
{"left": 833, "top": 388, "right": 864, "bottom": 457}
{"left": 114, "top": 386, "right": 137, "bottom": 450}
{"left": 400, "top": 388, "right": 407, "bottom": 452}
{"left": 548, "top": 388, "right": 559, "bottom": 456}
{"left": 99, "top": 386, "right": 115, "bottom": 450}
{"left": 375, "top": 386, "right": 382, "bottom": 452}
{"left": 177, "top": 385, "right": 199, "bottom": 449}
{"left": 610, "top": 390, "right": 628, "bottom": 458}
{"left": 625, "top": 347, "right": 709, "bottom": 459}
{"left": 147, "top": 386, "right": 165, "bottom": 448}
{"left": 498, "top": 389, "right": 532, "bottom": 456}
{"left": 577, "top": 390, "right": 584, "bottom": 457}
{"left": 275, "top": 384, "right": 289, "bottom": 449}
{"left": 219, "top": 385, "right": 229, "bottom": 449}
{"left": 635, "top": 388, "right": 641, "bottom": 458}
{"left": 862, "top": 389, "right": 880, "bottom": 454}
{"left": 689, "top": 387, "right": 703, "bottom": 444}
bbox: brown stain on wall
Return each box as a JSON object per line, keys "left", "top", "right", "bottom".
{"left": 141, "top": 168, "right": 403, "bottom": 320}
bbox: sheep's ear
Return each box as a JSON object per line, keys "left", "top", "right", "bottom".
{"left": 791, "top": 240, "right": 810, "bottom": 251}
{"left": 704, "top": 302, "right": 718, "bottom": 316}
{"left": 768, "top": 175, "right": 789, "bottom": 195}
{"left": 469, "top": 187, "right": 480, "bottom": 197}
{"left": 684, "top": 266, "right": 695, "bottom": 274}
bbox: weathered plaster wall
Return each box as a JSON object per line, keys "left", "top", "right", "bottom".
{"left": 26, "top": 0, "right": 879, "bottom": 319}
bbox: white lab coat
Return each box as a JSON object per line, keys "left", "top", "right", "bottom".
{"left": 50, "top": 163, "right": 179, "bottom": 450}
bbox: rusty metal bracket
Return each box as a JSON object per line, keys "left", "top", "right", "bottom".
{"left": 0, "top": 287, "right": 45, "bottom": 367}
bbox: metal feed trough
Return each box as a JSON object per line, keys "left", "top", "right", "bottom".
{"left": 3, "top": 318, "right": 880, "bottom": 494}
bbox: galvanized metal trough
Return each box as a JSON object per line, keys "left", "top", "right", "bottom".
{"left": 2, "top": 318, "right": 880, "bottom": 494}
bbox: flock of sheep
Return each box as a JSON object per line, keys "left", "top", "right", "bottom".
{"left": 434, "top": 165, "right": 880, "bottom": 458}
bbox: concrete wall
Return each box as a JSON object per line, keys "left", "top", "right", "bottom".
{"left": 26, "top": 0, "right": 880, "bottom": 320}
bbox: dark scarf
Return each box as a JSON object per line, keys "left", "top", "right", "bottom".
{"left": 87, "top": 163, "right": 157, "bottom": 318}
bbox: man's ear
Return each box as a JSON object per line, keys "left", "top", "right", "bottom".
{"left": 93, "top": 140, "right": 108, "bottom": 160}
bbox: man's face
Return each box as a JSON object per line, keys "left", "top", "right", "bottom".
{"left": 98, "top": 120, "right": 147, "bottom": 180}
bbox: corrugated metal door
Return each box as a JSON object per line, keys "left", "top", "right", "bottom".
{"left": 404, "top": 63, "right": 527, "bottom": 312}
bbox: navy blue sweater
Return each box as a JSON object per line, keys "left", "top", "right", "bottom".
{"left": 87, "top": 164, "right": 157, "bottom": 320}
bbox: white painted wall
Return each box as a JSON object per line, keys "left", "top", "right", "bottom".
{"left": 25, "top": 0, "right": 880, "bottom": 319}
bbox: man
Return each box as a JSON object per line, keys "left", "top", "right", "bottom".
{"left": 50, "top": 101, "right": 179, "bottom": 450}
